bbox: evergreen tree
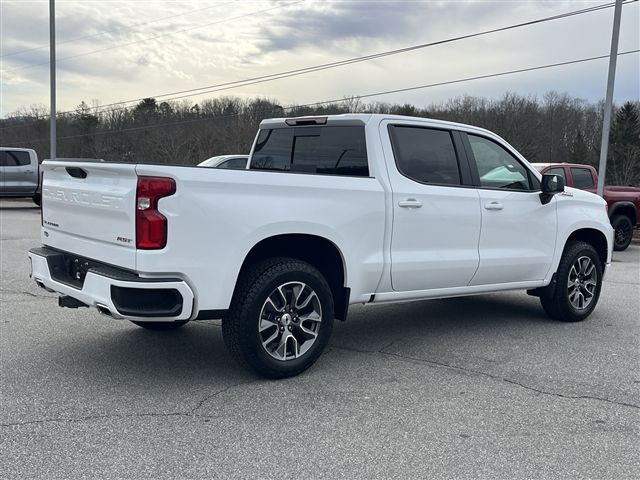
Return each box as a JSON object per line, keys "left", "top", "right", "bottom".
{"left": 608, "top": 102, "right": 640, "bottom": 185}
{"left": 74, "top": 101, "right": 99, "bottom": 129}
{"left": 134, "top": 98, "right": 158, "bottom": 121}
{"left": 611, "top": 102, "right": 640, "bottom": 146}
{"left": 569, "top": 131, "right": 589, "bottom": 164}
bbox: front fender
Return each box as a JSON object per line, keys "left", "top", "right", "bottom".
{"left": 545, "top": 220, "right": 614, "bottom": 283}
{"left": 608, "top": 201, "right": 638, "bottom": 225}
{"left": 544, "top": 190, "right": 613, "bottom": 282}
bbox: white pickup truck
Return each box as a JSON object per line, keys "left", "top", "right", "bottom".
{"left": 29, "top": 114, "right": 613, "bottom": 378}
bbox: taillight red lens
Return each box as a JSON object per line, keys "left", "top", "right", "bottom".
{"left": 136, "top": 176, "right": 176, "bottom": 249}
{"left": 40, "top": 170, "right": 44, "bottom": 226}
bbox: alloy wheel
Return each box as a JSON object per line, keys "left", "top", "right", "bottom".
{"left": 567, "top": 256, "right": 598, "bottom": 310}
{"left": 258, "top": 281, "right": 322, "bottom": 361}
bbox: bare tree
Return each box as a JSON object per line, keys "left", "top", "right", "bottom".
{"left": 1, "top": 93, "right": 637, "bottom": 186}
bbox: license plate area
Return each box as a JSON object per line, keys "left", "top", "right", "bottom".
{"left": 46, "top": 251, "right": 105, "bottom": 289}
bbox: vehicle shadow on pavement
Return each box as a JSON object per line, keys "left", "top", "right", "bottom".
{"left": 43, "top": 292, "right": 554, "bottom": 385}
{"left": 48, "top": 321, "right": 253, "bottom": 386}
{"left": 347, "top": 293, "right": 552, "bottom": 332}
{"left": 332, "top": 293, "right": 558, "bottom": 355}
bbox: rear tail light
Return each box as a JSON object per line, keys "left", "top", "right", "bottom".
{"left": 40, "top": 171, "right": 44, "bottom": 226}
{"left": 136, "top": 176, "right": 176, "bottom": 249}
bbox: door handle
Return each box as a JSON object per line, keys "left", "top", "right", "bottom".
{"left": 24, "top": 170, "right": 35, "bottom": 173}
{"left": 398, "top": 199, "right": 422, "bottom": 208}
{"left": 484, "top": 201, "right": 504, "bottom": 211}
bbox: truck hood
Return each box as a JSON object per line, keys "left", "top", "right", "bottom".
{"left": 561, "top": 186, "right": 607, "bottom": 206}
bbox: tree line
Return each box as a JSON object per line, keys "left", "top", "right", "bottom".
{"left": 1, "top": 92, "right": 639, "bottom": 186}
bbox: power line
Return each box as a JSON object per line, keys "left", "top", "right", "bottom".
{"left": 317, "top": 50, "right": 640, "bottom": 105}
{"left": 0, "top": 1, "right": 238, "bottom": 59}
{"left": 18, "top": 49, "right": 639, "bottom": 144}
{"left": 0, "top": 1, "right": 303, "bottom": 74}
{"left": 2, "top": 0, "right": 634, "bottom": 129}
{"left": 69, "top": 0, "right": 639, "bottom": 110}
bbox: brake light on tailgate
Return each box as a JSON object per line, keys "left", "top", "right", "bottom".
{"left": 136, "top": 176, "right": 176, "bottom": 249}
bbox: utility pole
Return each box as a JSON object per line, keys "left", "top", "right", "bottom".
{"left": 49, "top": 0, "right": 56, "bottom": 160}
{"left": 596, "top": 0, "right": 623, "bottom": 197}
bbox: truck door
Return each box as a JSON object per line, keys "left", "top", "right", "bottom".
{"left": 1, "top": 150, "right": 37, "bottom": 195}
{"left": 381, "top": 121, "right": 482, "bottom": 291}
{"left": 0, "top": 151, "right": 5, "bottom": 193}
{"left": 462, "top": 133, "right": 557, "bottom": 285}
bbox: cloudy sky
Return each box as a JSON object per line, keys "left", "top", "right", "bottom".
{"left": 0, "top": 0, "right": 638, "bottom": 117}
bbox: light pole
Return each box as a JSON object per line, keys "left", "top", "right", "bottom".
{"left": 596, "top": 0, "right": 623, "bottom": 197}
{"left": 49, "top": 0, "right": 56, "bottom": 160}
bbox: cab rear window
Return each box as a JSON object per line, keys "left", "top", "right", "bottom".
{"left": 570, "top": 168, "right": 595, "bottom": 189}
{"left": 250, "top": 126, "right": 369, "bottom": 177}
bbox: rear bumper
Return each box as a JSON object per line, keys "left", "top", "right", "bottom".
{"left": 28, "top": 247, "right": 194, "bottom": 321}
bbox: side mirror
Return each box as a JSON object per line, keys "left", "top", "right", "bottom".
{"left": 540, "top": 174, "right": 565, "bottom": 205}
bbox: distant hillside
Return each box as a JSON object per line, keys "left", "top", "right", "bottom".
{"left": 2, "top": 92, "right": 638, "bottom": 186}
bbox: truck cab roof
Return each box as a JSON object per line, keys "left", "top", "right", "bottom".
{"left": 259, "top": 113, "right": 499, "bottom": 137}
{"left": 532, "top": 163, "right": 597, "bottom": 172}
{"left": 0, "top": 146, "right": 36, "bottom": 152}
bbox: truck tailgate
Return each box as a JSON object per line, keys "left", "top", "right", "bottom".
{"left": 41, "top": 161, "right": 138, "bottom": 270}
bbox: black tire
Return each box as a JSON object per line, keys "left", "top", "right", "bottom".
{"left": 32, "top": 194, "right": 41, "bottom": 207}
{"left": 222, "top": 257, "right": 334, "bottom": 379}
{"left": 611, "top": 214, "right": 634, "bottom": 251}
{"left": 540, "top": 241, "right": 603, "bottom": 322}
{"left": 130, "top": 320, "right": 189, "bottom": 330}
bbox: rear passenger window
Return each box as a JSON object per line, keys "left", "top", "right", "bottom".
{"left": 251, "top": 129, "right": 291, "bottom": 171}
{"left": 250, "top": 126, "right": 369, "bottom": 176}
{"left": 570, "top": 168, "right": 595, "bottom": 189}
{"left": 388, "top": 126, "right": 461, "bottom": 185}
{"left": 0, "top": 151, "right": 30, "bottom": 166}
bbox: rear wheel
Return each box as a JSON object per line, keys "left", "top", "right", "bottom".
{"left": 540, "top": 241, "right": 602, "bottom": 322}
{"left": 130, "top": 320, "right": 189, "bottom": 330}
{"left": 611, "top": 214, "right": 633, "bottom": 251}
{"left": 222, "top": 257, "right": 334, "bottom": 379}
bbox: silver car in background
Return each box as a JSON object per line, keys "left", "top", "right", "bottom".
{"left": 198, "top": 155, "right": 249, "bottom": 169}
{"left": 0, "top": 147, "right": 40, "bottom": 206}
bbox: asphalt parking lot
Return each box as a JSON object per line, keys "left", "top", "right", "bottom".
{"left": 1, "top": 198, "right": 639, "bottom": 479}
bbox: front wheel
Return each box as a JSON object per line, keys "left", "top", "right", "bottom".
{"left": 540, "top": 241, "right": 603, "bottom": 322}
{"left": 611, "top": 214, "right": 633, "bottom": 251}
{"left": 222, "top": 257, "right": 334, "bottom": 379}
